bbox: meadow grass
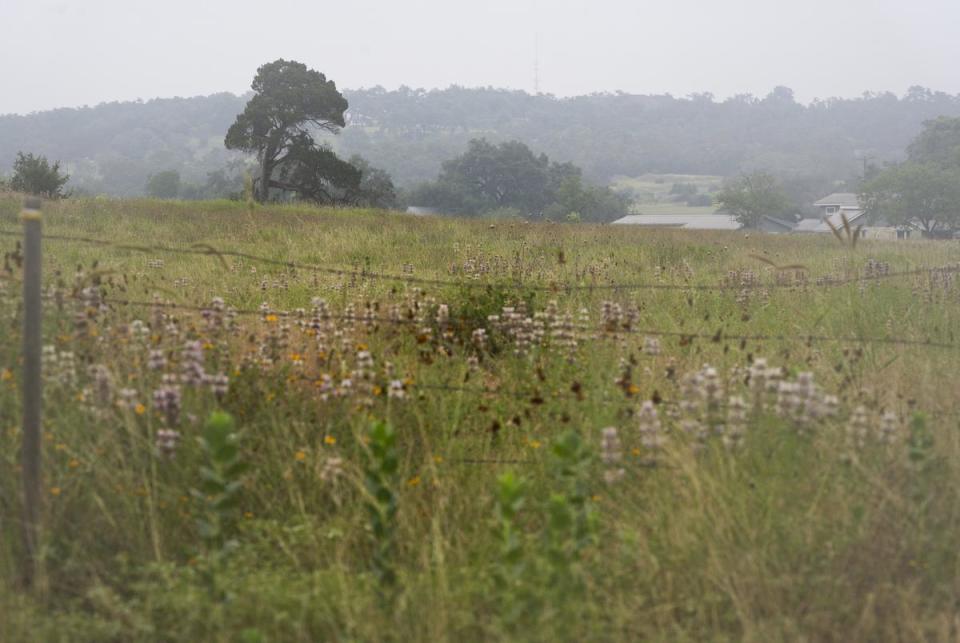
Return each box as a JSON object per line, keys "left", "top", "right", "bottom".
{"left": 1, "top": 194, "right": 959, "bottom": 641}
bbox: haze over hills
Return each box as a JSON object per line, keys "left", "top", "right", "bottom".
{"left": 2, "top": 85, "right": 959, "bottom": 198}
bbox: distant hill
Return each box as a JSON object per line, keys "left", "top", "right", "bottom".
{"left": 2, "top": 85, "right": 959, "bottom": 196}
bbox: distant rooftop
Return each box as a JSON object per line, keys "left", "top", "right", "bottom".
{"left": 611, "top": 214, "right": 741, "bottom": 230}
{"left": 813, "top": 193, "right": 861, "bottom": 208}
{"left": 405, "top": 206, "right": 437, "bottom": 216}
{"left": 794, "top": 208, "right": 868, "bottom": 233}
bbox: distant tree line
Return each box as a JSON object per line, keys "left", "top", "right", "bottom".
{"left": 3, "top": 85, "right": 960, "bottom": 198}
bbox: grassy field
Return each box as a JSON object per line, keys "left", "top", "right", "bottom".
{"left": 610, "top": 173, "right": 723, "bottom": 209}
{"left": 1, "top": 194, "right": 960, "bottom": 641}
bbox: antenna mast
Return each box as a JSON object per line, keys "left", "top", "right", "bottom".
{"left": 534, "top": 34, "right": 540, "bottom": 94}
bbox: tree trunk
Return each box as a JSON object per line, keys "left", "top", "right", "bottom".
{"left": 258, "top": 156, "right": 272, "bottom": 203}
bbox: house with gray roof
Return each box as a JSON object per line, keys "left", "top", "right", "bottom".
{"left": 794, "top": 192, "right": 868, "bottom": 233}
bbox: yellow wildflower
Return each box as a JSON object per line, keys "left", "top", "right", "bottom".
{"left": 324, "top": 435, "right": 337, "bottom": 446}
{"left": 265, "top": 314, "right": 278, "bottom": 323}
{"left": 294, "top": 450, "right": 307, "bottom": 462}
{"left": 407, "top": 476, "right": 421, "bottom": 487}
{"left": 134, "top": 403, "right": 146, "bottom": 415}
{"left": 50, "top": 487, "right": 61, "bottom": 497}
{"left": 0, "top": 369, "right": 12, "bottom": 381}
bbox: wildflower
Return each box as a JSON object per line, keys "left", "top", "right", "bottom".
{"left": 725, "top": 396, "right": 747, "bottom": 450}
{"left": 471, "top": 328, "right": 488, "bottom": 350}
{"left": 638, "top": 401, "right": 663, "bottom": 460}
{"left": 152, "top": 385, "right": 182, "bottom": 426}
{"left": 89, "top": 365, "right": 113, "bottom": 406}
{"left": 847, "top": 406, "right": 870, "bottom": 453}
{"left": 117, "top": 387, "right": 139, "bottom": 411}
{"left": 128, "top": 319, "right": 150, "bottom": 339}
{"left": 748, "top": 357, "right": 768, "bottom": 406}
{"left": 601, "top": 427, "right": 622, "bottom": 465}
{"left": 324, "top": 435, "right": 337, "bottom": 446}
{"left": 795, "top": 372, "right": 822, "bottom": 429}
{"left": 879, "top": 410, "right": 899, "bottom": 445}
{"left": 701, "top": 366, "right": 723, "bottom": 415}
{"left": 387, "top": 379, "right": 406, "bottom": 399}
{"left": 147, "top": 349, "right": 167, "bottom": 371}
{"left": 601, "top": 426, "right": 625, "bottom": 484}
{"left": 643, "top": 336, "right": 661, "bottom": 356}
{"left": 407, "top": 475, "right": 421, "bottom": 487}
{"left": 50, "top": 487, "right": 62, "bottom": 497}
{"left": 321, "top": 457, "right": 344, "bottom": 483}
{"left": 294, "top": 450, "right": 308, "bottom": 462}
{"left": 155, "top": 429, "right": 181, "bottom": 458}
{"left": 180, "top": 340, "right": 206, "bottom": 387}
{"left": 436, "top": 304, "right": 450, "bottom": 328}
{"left": 207, "top": 373, "right": 229, "bottom": 401}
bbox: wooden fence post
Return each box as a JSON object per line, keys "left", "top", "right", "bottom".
{"left": 20, "top": 196, "right": 43, "bottom": 587}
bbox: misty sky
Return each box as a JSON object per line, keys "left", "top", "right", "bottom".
{"left": 2, "top": 0, "right": 958, "bottom": 115}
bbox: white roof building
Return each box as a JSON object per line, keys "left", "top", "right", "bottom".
{"left": 611, "top": 214, "right": 742, "bottom": 230}
{"left": 796, "top": 193, "right": 868, "bottom": 233}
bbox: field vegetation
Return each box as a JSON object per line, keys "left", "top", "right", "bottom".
{"left": 1, "top": 194, "right": 959, "bottom": 641}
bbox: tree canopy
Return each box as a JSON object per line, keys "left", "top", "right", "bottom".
{"left": 861, "top": 162, "right": 960, "bottom": 234}
{"left": 715, "top": 172, "right": 793, "bottom": 228}
{"left": 861, "top": 117, "right": 960, "bottom": 235}
{"left": 10, "top": 151, "right": 70, "bottom": 198}
{"left": 225, "top": 59, "right": 353, "bottom": 203}
{"left": 409, "top": 139, "right": 628, "bottom": 222}
{"left": 906, "top": 116, "right": 960, "bottom": 167}
{"left": 146, "top": 170, "right": 181, "bottom": 199}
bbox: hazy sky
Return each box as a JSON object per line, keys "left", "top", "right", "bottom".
{"left": 2, "top": 0, "right": 958, "bottom": 115}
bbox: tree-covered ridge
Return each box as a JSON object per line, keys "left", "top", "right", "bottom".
{"left": 0, "top": 93, "right": 249, "bottom": 195}
{"left": 2, "top": 85, "right": 960, "bottom": 196}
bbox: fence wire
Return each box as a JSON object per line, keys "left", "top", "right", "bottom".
{"left": 3, "top": 227, "right": 958, "bottom": 293}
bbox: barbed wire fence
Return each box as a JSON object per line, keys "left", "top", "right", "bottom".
{"left": 3, "top": 226, "right": 959, "bottom": 293}
{"left": 4, "top": 200, "right": 960, "bottom": 585}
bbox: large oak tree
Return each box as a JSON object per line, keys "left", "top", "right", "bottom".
{"left": 225, "top": 59, "right": 359, "bottom": 203}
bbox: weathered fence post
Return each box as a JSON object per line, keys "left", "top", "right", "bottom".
{"left": 20, "top": 196, "right": 43, "bottom": 587}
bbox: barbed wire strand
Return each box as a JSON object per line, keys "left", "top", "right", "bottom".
{"left": 3, "top": 227, "right": 958, "bottom": 292}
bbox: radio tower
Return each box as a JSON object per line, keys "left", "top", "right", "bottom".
{"left": 533, "top": 34, "right": 540, "bottom": 95}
